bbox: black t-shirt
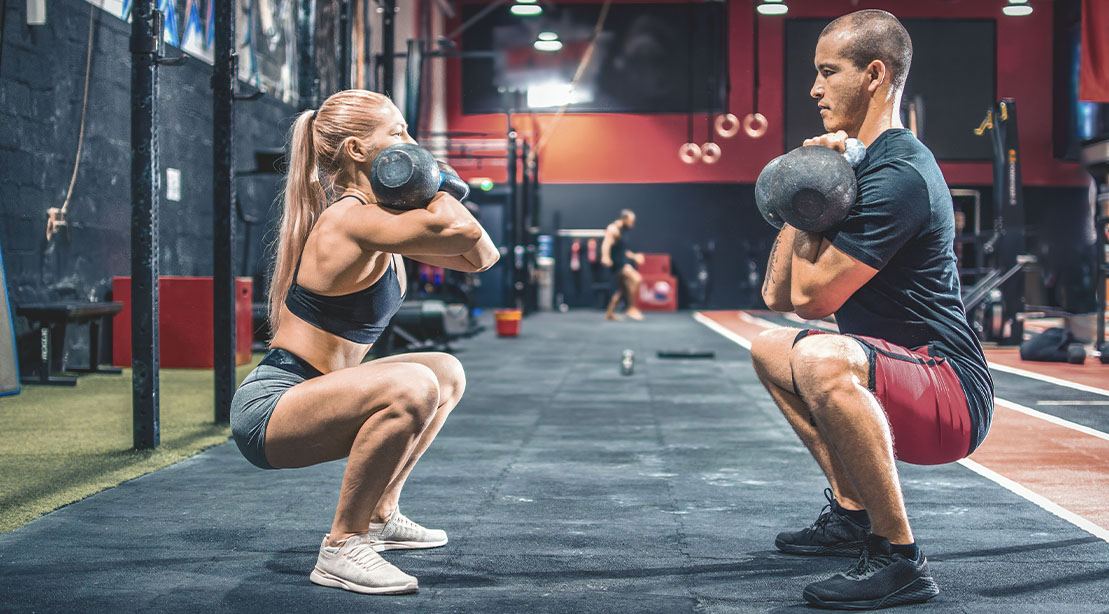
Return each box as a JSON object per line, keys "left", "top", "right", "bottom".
{"left": 611, "top": 227, "right": 631, "bottom": 270}
{"left": 824, "top": 129, "right": 993, "bottom": 454}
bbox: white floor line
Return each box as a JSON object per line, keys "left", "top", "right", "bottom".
{"left": 694, "top": 311, "right": 1109, "bottom": 544}
{"left": 1035, "top": 400, "right": 1109, "bottom": 406}
{"left": 993, "top": 398, "right": 1109, "bottom": 442}
{"left": 693, "top": 312, "right": 751, "bottom": 349}
{"left": 987, "top": 362, "right": 1109, "bottom": 398}
{"left": 736, "top": 311, "right": 777, "bottom": 329}
{"left": 956, "top": 458, "right": 1109, "bottom": 543}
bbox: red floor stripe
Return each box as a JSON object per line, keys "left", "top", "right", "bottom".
{"left": 696, "top": 310, "right": 1109, "bottom": 535}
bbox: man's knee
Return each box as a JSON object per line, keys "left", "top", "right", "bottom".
{"left": 751, "top": 328, "right": 788, "bottom": 370}
{"left": 789, "top": 334, "right": 869, "bottom": 405}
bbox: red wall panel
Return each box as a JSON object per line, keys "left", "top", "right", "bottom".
{"left": 112, "top": 277, "right": 253, "bottom": 368}
{"left": 445, "top": 0, "right": 1086, "bottom": 187}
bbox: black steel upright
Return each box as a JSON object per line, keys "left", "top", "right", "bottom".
{"left": 339, "top": 0, "right": 352, "bottom": 90}
{"left": 213, "top": 0, "right": 237, "bottom": 423}
{"left": 380, "top": 0, "right": 396, "bottom": 94}
{"left": 130, "top": 0, "right": 160, "bottom": 449}
{"left": 297, "top": 0, "right": 317, "bottom": 109}
{"left": 520, "top": 141, "right": 535, "bottom": 313}
{"left": 989, "top": 98, "right": 1026, "bottom": 345}
{"left": 506, "top": 127, "right": 520, "bottom": 309}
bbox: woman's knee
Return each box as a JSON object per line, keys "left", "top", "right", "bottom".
{"left": 428, "top": 352, "right": 466, "bottom": 406}
{"left": 373, "top": 364, "right": 440, "bottom": 427}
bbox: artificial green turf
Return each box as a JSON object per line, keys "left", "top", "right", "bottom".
{"left": 0, "top": 355, "right": 261, "bottom": 533}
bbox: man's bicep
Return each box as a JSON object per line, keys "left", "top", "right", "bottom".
{"left": 812, "top": 241, "right": 879, "bottom": 308}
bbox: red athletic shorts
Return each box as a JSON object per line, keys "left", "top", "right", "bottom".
{"left": 793, "top": 329, "right": 973, "bottom": 466}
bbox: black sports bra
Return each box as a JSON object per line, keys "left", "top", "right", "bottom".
{"left": 283, "top": 195, "right": 405, "bottom": 343}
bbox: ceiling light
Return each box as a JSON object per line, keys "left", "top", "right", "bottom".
{"left": 1007, "top": 0, "right": 1028, "bottom": 4}
{"left": 1002, "top": 5, "right": 1033, "bottom": 16}
{"left": 516, "top": 0, "right": 538, "bottom": 3}
{"left": 533, "top": 39, "right": 563, "bottom": 52}
{"left": 537, "top": 31, "right": 559, "bottom": 41}
{"left": 527, "top": 82, "right": 587, "bottom": 108}
{"left": 756, "top": 2, "right": 788, "bottom": 16}
{"left": 510, "top": 4, "right": 542, "bottom": 16}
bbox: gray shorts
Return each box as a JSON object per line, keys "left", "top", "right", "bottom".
{"left": 230, "top": 348, "right": 323, "bottom": 469}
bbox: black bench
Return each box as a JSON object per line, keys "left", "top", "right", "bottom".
{"left": 16, "top": 301, "right": 123, "bottom": 386}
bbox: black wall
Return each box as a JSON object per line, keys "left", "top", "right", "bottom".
{"left": 785, "top": 18, "right": 996, "bottom": 161}
{"left": 0, "top": 0, "right": 294, "bottom": 368}
{"left": 540, "top": 183, "right": 770, "bottom": 310}
{"left": 539, "top": 183, "right": 1097, "bottom": 313}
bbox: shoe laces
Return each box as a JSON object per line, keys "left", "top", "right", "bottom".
{"left": 802, "top": 488, "right": 839, "bottom": 537}
{"left": 343, "top": 539, "right": 389, "bottom": 571}
{"left": 845, "top": 544, "right": 894, "bottom": 580}
{"left": 391, "top": 511, "right": 418, "bottom": 531}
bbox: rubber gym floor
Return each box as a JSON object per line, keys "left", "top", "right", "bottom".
{"left": 1, "top": 311, "right": 1107, "bottom": 613}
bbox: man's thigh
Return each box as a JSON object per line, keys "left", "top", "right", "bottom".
{"left": 797, "top": 329, "right": 973, "bottom": 465}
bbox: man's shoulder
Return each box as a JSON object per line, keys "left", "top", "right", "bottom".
{"left": 857, "top": 157, "right": 929, "bottom": 204}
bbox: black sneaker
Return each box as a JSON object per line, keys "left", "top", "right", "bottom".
{"left": 776, "top": 489, "right": 870, "bottom": 557}
{"left": 802, "top": 534, "right": 940, "bottom": 610}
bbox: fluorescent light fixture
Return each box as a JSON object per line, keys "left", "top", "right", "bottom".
{"left": 1002, "top": 5, "right": 1033, "bottom": 16}
{"left": 527, "top": 82, "right": 588, "bottom": 108}
{"left": 537, "top": 31, "right": 559, "bottom": 41}
{"left": 533, "top": 39, "right": 563, "bottom": 51}
{"left": 1007, "top": 0, "right": 1028, "bottom": 4}
{"left": 516, "top": 0, "right": 537, "bottom": 3}
{"left": 756, "top": 2, "right": 788, "bottom": 16}
{"left": 510, "top": 4, "right": 542, "bottom": 16}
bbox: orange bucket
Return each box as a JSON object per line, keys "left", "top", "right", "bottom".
{"left": 494, "top": 309, "right": 522, "bottom": 337}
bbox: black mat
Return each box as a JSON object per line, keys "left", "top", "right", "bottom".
{"left": 1, "top": 312, "right": 1107, "bottom": 613}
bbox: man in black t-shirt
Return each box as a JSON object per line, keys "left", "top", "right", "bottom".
{"left": 750, "top": 10, "right": 993, "bottom": 610}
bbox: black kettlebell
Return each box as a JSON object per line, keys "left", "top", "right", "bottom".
{"left": 370, "top": 143, "right": 470, "bottom": 210}
{"left": 755, "top": 154, "right": 786, "bottom": 229}
{"left": 755, "top": 139, "right": 866, "bottom": 233}
{"left": 436, "top": 159, "right": 470, "bottom": 203}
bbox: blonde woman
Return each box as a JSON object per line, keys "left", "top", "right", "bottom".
{"left": 230, "top": 90, "right": 498, "bottom": 595}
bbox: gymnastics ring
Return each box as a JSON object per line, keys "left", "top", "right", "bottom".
{"left": 700, "top": 142, "right": 722, "bottom": 164}
{"left": 714, "top": 113, "right": 740, "bottom": 139}
{"left": 743, "top": 113, "right": 769, "bottom": 138}
{"left": 679, "top": 142, "right": 702, "bottom": 164}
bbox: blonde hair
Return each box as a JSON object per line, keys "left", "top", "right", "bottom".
{"left": 268, "top": 89, "right": 393, "bottom": 335}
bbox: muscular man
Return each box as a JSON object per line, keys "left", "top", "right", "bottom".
{"left": 751, "top": 10, "right": 993, "bottom": 610}
{"left": 601, "top": 209, "right": 645, "bottom": 321}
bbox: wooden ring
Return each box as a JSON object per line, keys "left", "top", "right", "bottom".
{"left": 701, "top": 142, "right": 722, "bottom": 164}
{"left": 714, "top": 113, "right": 740, "bottom": 138}
{"left": 743, "top": 113, "right": 769, "bottom": 138}
{"left": 679, "top": 142, "right": 702, "bottom": 164}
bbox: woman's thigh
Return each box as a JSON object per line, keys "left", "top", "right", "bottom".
{"left": 263, "top": 360, "right": 440, "bottom": 469}
{"left": 367, "top": 352, "right": 466, "bottom": 401}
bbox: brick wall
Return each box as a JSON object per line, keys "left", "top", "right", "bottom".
{"left": 0, "top": 0, "right": 295, "bottom": 370}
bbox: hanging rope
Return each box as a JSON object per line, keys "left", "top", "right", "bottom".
{"left": 528, "top": 0, "right": 611, "bottom": 166}
{"left": 47, "top": 2, "right": 99, "bottom": 240}
{"left": 744, "top": 6, "right": 768, "bottom": 138}
{"left": 679, "top": 0, "right": 700, "bottom": 164}
{"left": 701, "top": 11, "right": 721, "bottom": 163}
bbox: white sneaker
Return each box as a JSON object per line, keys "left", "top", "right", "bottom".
{"left": 309, "top": 534, "right": 418, "bottom": 595}
{"left": 368, "top": 511, "right": 449, "bottom": 552}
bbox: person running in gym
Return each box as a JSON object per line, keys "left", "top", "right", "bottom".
{"left": 230, "top": 89, "right": 498, "bottom": 595}
{"left": 601, "top": 209, "right": 646, "bottom": 321}
{"left": 750, "top": 10, "right": 993, "bottom": 609}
